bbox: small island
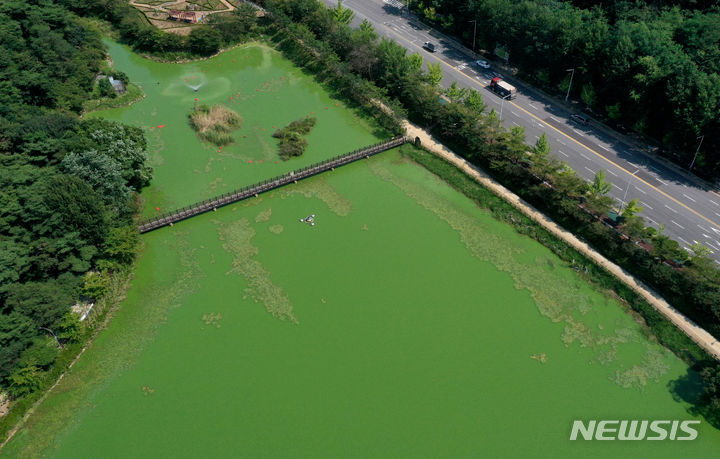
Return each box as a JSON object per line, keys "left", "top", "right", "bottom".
{"left": 189, "top": 104, "right": 242, "bottom": 146}
{"left": 272, "top": 116, "right": 317, "bottom": 160}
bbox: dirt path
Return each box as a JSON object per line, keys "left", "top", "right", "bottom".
{"left": 403, "top": 120, "right": 720, "bottom": 361}
{"left": 129, "top": 0, "right": 235, "bottom": 17}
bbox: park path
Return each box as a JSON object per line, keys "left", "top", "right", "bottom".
{"left": 403, "top": 120, "right": 720, "bottom": 361}
{"left": 129, "top": 0, "right": 235, "bottom": 16}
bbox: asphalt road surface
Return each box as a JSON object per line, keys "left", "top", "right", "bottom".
{"left": 322, "top": 0, "right": 720, "bottom": 263}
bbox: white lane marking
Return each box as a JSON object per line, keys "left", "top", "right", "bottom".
{"left": 511, "top": 121, "right": 519, "bottom": 126}
{"left": 558, "top": 150, "right": 568, "bottom": 157}
{"left": 599, "top": 145, "right": 610, "bottom": 151}
{"left": 706, "top": 242, "right": 719, "bottom": 251}
{"left": 682, "top": 193, "right": 697, "bottom": 203}
{"left": 640, "top": 201, "right": 653, "bottom": 210}
{"left": 549, "top": 116, "right": 560, "bottom": 122}
{"left": 710, "top": 199, "right": 719, "bottom": 206}
{"left": 646, "top": 217, "right": 658, "bottom": 225}
{"left": 671, "top": 220, "right": 685, "bottom": 229}
{"left": 715, "top": 212, "right": 720, "bottom": 218}
{"left": 573, "top": 129, "right": 585, "bottom": 137}
{"left": 678, "top": 236, "right": 690, "bottom": 245}
{"left": 556, "top": 138, "right": 566, "bottom": 146}
{"left": 699, "top": 225, "right": 710, "bottom": 232}
{"left": 510, "top": 110, "right": 520, "bottom": 117}
{"left": 701, "top": 236, "right": 720, "bottom": 250}
{"left": 606, "top": 170, "right": 618, "bottom": 177}
{"left": 529, "top": 103, "right": 538, "bottom": 110}
{"left": 612, "top": 184, "right": 622, "bottom": 191}
{"left": 579, "top": 153, "right": 590, "bottom": 160}
{"left": 656, "top": 178, "right": 669, "bottom": 186}
{"left": 584, "top": 166, "right": 595, "bottom": 174}
{"left": 665, "top": 205, "right": 678, "bottom": 213}
{"left": 634, "top": 186, "right": 646, "bottom": 194}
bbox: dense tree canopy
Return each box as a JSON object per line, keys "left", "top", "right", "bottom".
{"left": 0, "top": 0, "right": 104, "bottom": 115}
{"left": 0, "top": 0, "right": 152, "bottom": 393}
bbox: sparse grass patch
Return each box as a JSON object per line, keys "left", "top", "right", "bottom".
{"left": 189, "top": 104, "right": 242, "bottom": 146}
{"left": 272, "top": 116, "right": 317, "bottom": 160}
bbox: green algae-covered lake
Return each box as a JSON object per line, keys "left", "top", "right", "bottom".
{"left": 4, "top": 42, "right": 720, "bottom": 458}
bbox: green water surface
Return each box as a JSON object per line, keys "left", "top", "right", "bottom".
{"left": 93, "top": 41, "right": 380, "bottom": 216}
{"left": 3, "top": 42, "right": 719, "bottom": 458}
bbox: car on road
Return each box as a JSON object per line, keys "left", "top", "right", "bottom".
{"left": 475, "top": 59, "right": 490, "bottom": 69}
{"left": 570, "top": 113, "right": 589, "bottom": 126}
{"left": 422, "top": 41, "right": 436, "bottom": 52}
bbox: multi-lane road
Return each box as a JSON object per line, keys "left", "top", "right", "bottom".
{"left": 322, "top": 0, "right": 720, "bottom": 263}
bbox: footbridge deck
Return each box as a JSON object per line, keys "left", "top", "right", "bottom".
{"left": 137, "top": 136, "right": 407, "bottom": 233}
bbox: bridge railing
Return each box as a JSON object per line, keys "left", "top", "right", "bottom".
{"left": 137, "top": 136, "right": 407, "bottom": 232}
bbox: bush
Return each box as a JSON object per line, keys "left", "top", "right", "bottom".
{"left": 272, "top": 116, "right": 317, "bottom": 160}
{"left": 188, "top": 28, "right": 223, "bottom": 56}
{"left": 19, "top": 337, "right": 59, "bottom": 369}
{"left": 97, "top": 78, "right": 116, "bottom": 98}
{"left": 7, "top": 365, "right": 43, "bottom": 398}
{"left": 104, "top": 226, "right": 140, "bottom": 265}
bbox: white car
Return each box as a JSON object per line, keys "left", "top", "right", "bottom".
{"left": 475, "top": 60, "right": 491, "bottom": 69}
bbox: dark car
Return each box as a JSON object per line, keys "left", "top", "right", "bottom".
{"left": 422, "top": 41, "right": 436, "bottom": 52}
{"left": 570, "top": 114, "right": 589, "bottom": 126}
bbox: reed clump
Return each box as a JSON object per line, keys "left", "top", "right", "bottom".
{"left": 189, "top": 104, "right": 242, "bottom": 146}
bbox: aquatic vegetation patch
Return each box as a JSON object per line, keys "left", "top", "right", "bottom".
{"left": 217, "top": 219, "right": 296, "bottom": 323}
{"left": 612, "top": 346, "right": 671, "bottom": 389}
{"left": 560, "top": 320, "right": 595, "bottom": 348}
{"left": 367, "top": 155, "right": 673, "bottom": 386}
{"left": 279, "top": 177, "right": 351, "bottom": 216}
{"left": 272, "top": 116, "right": 317, "bottom": 160}
{"left": 189, "top": 104, "right": 242, "bottom": 146}
{"left": 269, "top": 224, "right": 284, "bottom": 234}
{"left": 255, "top": 208, "right": 273, "bottom": 223}
{"left": 141, "top": 386, "right": 155, "bottom": 396}
{"left": 202, "top": 313, "right": 223, "bottom": 328}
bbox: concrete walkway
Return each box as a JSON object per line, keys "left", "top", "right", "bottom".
{"left": 403, "top": 120, "right": 720, "bottom": 361}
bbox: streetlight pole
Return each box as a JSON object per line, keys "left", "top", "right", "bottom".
{"left": 621, "top": 169, "right": 639, "bottom": 211}
{"left": 468, "top": 20, "right": 477, "bottom": 53}
{"left": 565, "top": 68, "right": 575, "bottom": 103}
{"left": 689, "top": 135, "right": 704, "bottom": 171}
{"left": 499, "top": 93, "right": 511, "bottom": 119}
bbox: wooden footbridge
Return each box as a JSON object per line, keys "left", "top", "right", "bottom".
{"left": 137, "top": 136, "right": 408, "bottom": 233}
